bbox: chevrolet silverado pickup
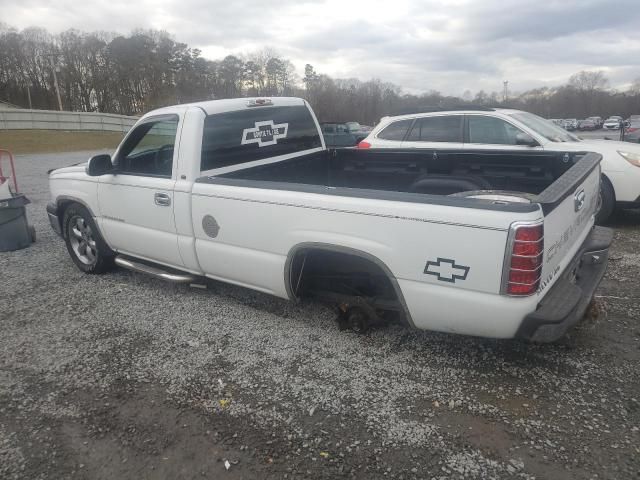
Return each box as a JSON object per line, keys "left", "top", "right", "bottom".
{"left": 47, "top": 97, "right": 613, "bottom": 342}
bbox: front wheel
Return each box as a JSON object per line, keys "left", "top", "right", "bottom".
{"left": 63, "top": 204, "right": 114, "bottom": 273}
{"left": 595, "top": 177, "right": 615, "bottom": 224}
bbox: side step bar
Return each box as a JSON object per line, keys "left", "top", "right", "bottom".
{"left": 115, "top": 256, "right": 197, "bottom": 284}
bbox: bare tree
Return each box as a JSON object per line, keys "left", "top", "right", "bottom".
{"left": 2, "top": 24, "right": 640, "bottom": 122}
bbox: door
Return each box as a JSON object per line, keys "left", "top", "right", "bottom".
{"left": 400, "top": 114, "right": 464, "bottom": 168}
{"left": 400, "top": 114, "right": 464, "bottom": 152}
{"left": 461, "top": 114, "right": 559, "bottom": 193}
{"left": 97, "top": 114, "right": 183, "bottom": 267}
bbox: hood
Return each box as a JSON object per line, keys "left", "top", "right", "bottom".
{"left": 577, "top": 138, "right": 640, "bottom": 152}
{"left": 48, "top": 162, "right": 88, "bottom": 176}
{"left": 546, "top": 138, "right": 640, "bottom": 173}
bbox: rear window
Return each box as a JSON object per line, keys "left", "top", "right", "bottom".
{"left": 201, "top": 105, "right": 322, "bottom": 171}
{"left": 377, "top": 119, "right": 413, "bottom": 141}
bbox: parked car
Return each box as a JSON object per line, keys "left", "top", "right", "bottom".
{"left": 550, "top": 119, "right": 563, "bottom": 127}
{"left": 321, "top": 122, "right": 358, "bottom": 147}
{"left": 358, "top": 108, "right": 640, "bottom": 222}
{"left": 46, "top": 97, "right": 612, "bottom": 342}
{"left": 603, "top": 117, "right": 622, "bottom": 130}
{"left": 587, "top": 116, "right": 603, "bottom": 128}
{"left": 578, "top": 119, "right": 598, "bottom": 131}
{"left": 562, "top": 119, "right": 578, "bottom": 131}
{"left": 345, "top": 122, "right": 372, "bottom": 142}
{"left": 624, "top": 120, "right": 640, "bottom": 143}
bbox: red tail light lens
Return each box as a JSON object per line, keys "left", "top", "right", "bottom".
{"left": 510, "top": 253, "right": 542, "bottom": 270}
{"left": 514, "top": 225, "right": 543, "bottom": 241}
{"left": 357, "top": 141, "right": 371, "bottom": 149}
{"left": 512, "top": 241, "right": 543, "bottom": 256}
{"left": 502, "top": 222, "right": 544, "bottom": 296}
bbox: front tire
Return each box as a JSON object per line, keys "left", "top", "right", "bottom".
{"left": 63, "top": 204, "right": 114, "bottom": 273}
{"left": 595, "top": 176, "right": 615, "bottom": 224}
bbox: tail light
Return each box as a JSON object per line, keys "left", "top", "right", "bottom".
{"left": 357, "top": 141, "right": 371, "bottom": 149}
{"left": 501, "top": 222, "right": 543, "bottom": 296}
{"left": 627, "top": 127, "right": 638, "bottom": 133}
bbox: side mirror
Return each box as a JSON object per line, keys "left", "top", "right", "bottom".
{"left": 515, "top": 132, "right": 538, "bottom": 147}
{"left": 86, "top": 154, "right": 114, "bottom": 176}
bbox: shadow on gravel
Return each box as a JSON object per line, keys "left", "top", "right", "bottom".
{"left": 604, "top": 207, "right": 640, "bottom": 228}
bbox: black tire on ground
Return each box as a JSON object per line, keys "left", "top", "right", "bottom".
{"left": 62, "top": 203, "right": 114, "bottom": 274}
{"left": 595, "top": 176, "right": 616, "bottom": 224}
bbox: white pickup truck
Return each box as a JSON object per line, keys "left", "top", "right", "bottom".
{"left": 47, "top": 97, "right": 613, "bottom": 342}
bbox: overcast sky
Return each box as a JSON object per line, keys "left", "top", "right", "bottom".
{"left": 2, "top": 0, "right": 639, "bottom": 95}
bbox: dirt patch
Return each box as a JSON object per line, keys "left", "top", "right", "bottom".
{"left": 0, "top": 130, "right": 123, "bottom": 154}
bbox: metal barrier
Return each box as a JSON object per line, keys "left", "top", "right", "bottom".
{"left": 0, "top": 108, "right": 138, "bottom": 133}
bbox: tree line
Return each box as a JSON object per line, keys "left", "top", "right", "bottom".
{"left": 1, "top": 25, "right": 639, "bottom": 124}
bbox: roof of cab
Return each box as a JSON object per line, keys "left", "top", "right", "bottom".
{"left": 143, "top": 97, "right": 307, "bottom": 118}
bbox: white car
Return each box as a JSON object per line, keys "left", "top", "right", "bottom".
{"left": 358, "top": 108, "right": 640, "bottom": 221}
{"left": 46, "top": 97, "right": 612, "bottom": 342}
{"left": 603, "top": 117, "right": 622, "bottom": 130}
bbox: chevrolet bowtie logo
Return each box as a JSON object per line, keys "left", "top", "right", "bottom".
{"left": 424, "top": 257, "right": 470, "bottom": 283}
{"left": 574, "top": 189, "right": 585, "bottom": 212}
{"left": 241, "top": 120, "right": 288, "bottom": 147}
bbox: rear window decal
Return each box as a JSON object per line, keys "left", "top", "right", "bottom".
{"left": 241, "top": 120, "right": 289, "bottom": 147}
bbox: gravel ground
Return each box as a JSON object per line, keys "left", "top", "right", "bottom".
{"left": 1, "top": 150, "right": 639, "bottom": 480}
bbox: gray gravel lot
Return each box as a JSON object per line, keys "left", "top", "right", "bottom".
{"left": 1, "top": 150, "right": 639, "bottom": 480}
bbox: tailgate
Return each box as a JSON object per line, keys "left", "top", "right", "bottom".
{"left": 537, "top": 153, "right": 602, "bottom": 294}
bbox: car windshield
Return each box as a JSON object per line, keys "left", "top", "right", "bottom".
{"left": 346, "top": 122, "right": 360, "bottom": 130}
{"left": 509, "top": 111, "right": 580, "bottom": 142}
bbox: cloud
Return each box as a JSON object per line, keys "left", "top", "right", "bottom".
{"left": 1, "top": 0, "right": 638, "bottom": 94}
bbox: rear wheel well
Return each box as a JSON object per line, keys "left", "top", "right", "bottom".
{"left": 287, "top": 245, "right": 411, "bottom": 326}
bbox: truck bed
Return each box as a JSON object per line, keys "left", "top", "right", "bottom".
{"left": 205, "top": 148, "right": 598, "bottom": 212}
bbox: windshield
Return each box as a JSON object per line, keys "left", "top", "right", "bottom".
{"left": 509, "top": 111, "right": 580, "bottom": 142}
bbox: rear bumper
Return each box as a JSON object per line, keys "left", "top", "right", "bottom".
{"left": 46, "top": 202, "right": 62, "bottom": 237}
{"left": 516, "top": 226, "right": 613, "bottom": 342}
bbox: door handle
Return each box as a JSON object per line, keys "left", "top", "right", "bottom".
{"left": 154, "top": 192, "right": 171, "bottom": 207}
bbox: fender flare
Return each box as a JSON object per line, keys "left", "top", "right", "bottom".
{"left": 283, "top": 242, "right": 416, "bottom": 328}
{"left": 54, "top": 196, "right": 114, "bottom": 255}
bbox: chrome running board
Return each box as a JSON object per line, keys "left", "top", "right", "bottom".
{"left": 115, "top": 256, "right": 196, "bottom": 284}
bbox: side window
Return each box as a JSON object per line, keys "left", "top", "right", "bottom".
{"left": 200, "top": 105, "right": 322, "bottom": 172}
{"left": 117, "top": 116, "right": 178, "bottom": 177}
{"left": 406, "top": 116, "right": 463, "bottom": 142}
{"left": 468, "top": 116, "right": 524, "bottom": 145}
{"left": 377, "top": 119, "right": 413, "bottom": 141}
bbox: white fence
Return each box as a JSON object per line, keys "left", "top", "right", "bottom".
{"left": 0, "top": 108, "right": 138, "bottom": 133}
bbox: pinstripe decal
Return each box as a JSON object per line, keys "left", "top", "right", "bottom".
{"left": 191, "top": 192, "right": 508, "bottom": 231}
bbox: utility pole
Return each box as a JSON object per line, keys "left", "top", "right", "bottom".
{"left": 503, "top": 81, "right": 509, "bottom": 103}
{"left": 26, "top": 85, "right": 32, "bottom": 109}
{"left": 46, "top": 53, "right": 63, "bottom": 111}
